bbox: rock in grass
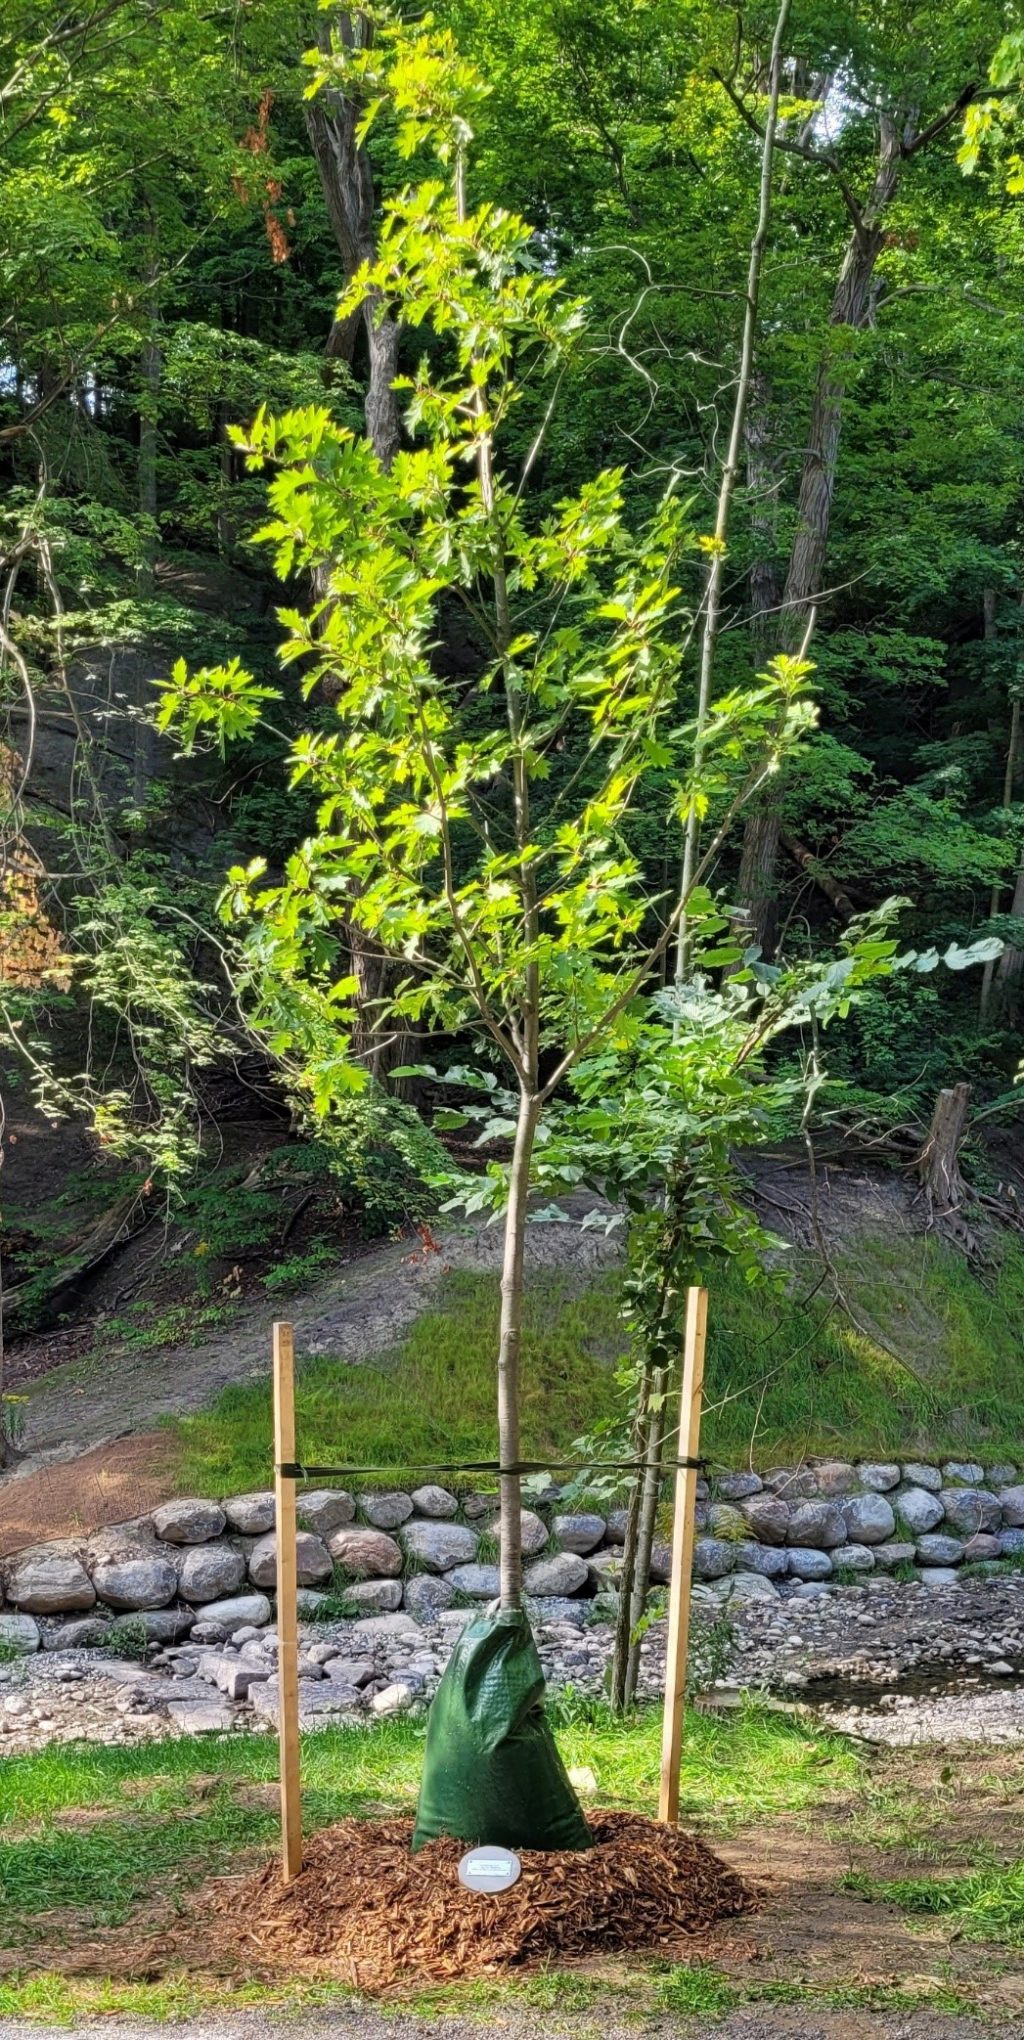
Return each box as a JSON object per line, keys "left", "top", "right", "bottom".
{"left": 178, "top": 1543, "right": 246, "bottom": 1604}
{"left": 371, "top": 1682, "right": 416, "bottom": 1717}
{"left": 552, "top": 1513, "right": 606, "bottom": 1554}
{"left": 812, "top": 1461, "right": 857, "bottom": 1497}
{"left": 4, "top": 1548, "right": 96, "bottom": 1614}
{"left": 445, "top": 1563, "right": 501, "bottom": 1600}
{"left": 249, "top": 1531, "right": 332, "bottom": 1589}
{"left": 830, "top": 1544, "right": 875, "bottom": 1574}
{"left": 399, "top": 1520, "right": 478, "bottom": 1574}
{"left": 714, "top": 1473, "right": 763, "bottom": 1501}
{"left": 327, "top": 1527, "right": 403, "bottom": 1579}
{"left": 940, "top": 1489, "right": 1001, "bottom": 1537}
{"left": 901, "top": 1463, "right": 942, "bottom": 1492}
{"left": 0, "top": 1613, "right": 40, "bottom": 1652}
{"left": 409, "top": 1485, "right": 459, "bottom": 1519}
{"left": 895, "top": 1486, "right": 945, "bottom": 1535}
{"left": 998, "top": 1486, "right": 1024, "bottom": 1528}
{"left": 223, "top": 1492, "right": 276, "bottom": 1535}
{"left": 92, "top": 1557, "right": 178, "bottom": 1610}
{"left": 340, "top": 1579, "right": 403, "bottom": 1615}
{"left": 296, "top": 1490, "right": 356, "bottom": 1537}
{"left": 403, "top": 1575, "right": 457, "bottom": 1622}
{"left": 483, "top": 1508, "right": 548, "bottom": 1556}
{"left": 362, "top": 1492, "right": 414, "bottom": 1530}
{"left": 942, "top": 1461, "right": 985, "bottom": 1487}
{"left": 986, "top": 1464, "right": 1018, "bottom": 1488}
{"left": 152, "top": 1499, "right": 227, "bottom": 1544}
{"left": 915, "top": 1534, "right": 964, "bottom": 1567}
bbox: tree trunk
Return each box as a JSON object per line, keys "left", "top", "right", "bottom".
{"left": 497, "top": 1088, "right": 540, "bottom": 1609}
{"left": 623, "top": 1365, "right": 668, "bottom": 1706}
{"left": 981, "top": 592, "right": 1022, "bottom": 1019}
{"left": 993, "top": 854, "right": 1024, "bottom": 1016}
{"left": 780, "top": 828, "right": 856, "bottom": 920}
{"left": 916, "top": 1083, "right": 972, "bottom": 1217}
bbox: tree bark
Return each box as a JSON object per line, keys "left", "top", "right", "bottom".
{"left": 780, "top": 828, "right": 856, "bottom": 920}
{"left": 916, "top": 1083, "right": 972, "bottom": 1217}
{"left": 497, "top": 1089, "right": 540, "bottom": 1608}
{"left": 981, "top": 592, "right": 1023, "bottom": 1020}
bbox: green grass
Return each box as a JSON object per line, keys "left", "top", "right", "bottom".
{"left": 167, "top": 1232, "right": 1024, "bottom": 1498}
{"left": 170, "top": 1269, "right": 627, "bottom": 1494}
{"left": 850, "top": 1862, "right": 1024, "bottom": 1948}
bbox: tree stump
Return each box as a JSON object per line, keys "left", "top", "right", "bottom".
{"left": 915, "top": 1083, "right": 973, "bottom": 1241}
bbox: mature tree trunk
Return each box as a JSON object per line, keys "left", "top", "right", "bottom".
{"left": 981, "top": 591, "right": 1023, "bottom": 1020}
{"left": 993, "top": 854, "right": 1024, "bottom": 1016}
{"left": 916, "top": 1083, "right": 972, "bottom": 1218}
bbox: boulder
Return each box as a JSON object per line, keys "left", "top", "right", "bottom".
{"left": 327, "top": 1526, "right": 403, "bottom": 1579}
{"left": 296, "top": 1490, "right": 356, "bottom": 1537}
{"left": 249, "top": 1531, "right": 333, "bottom": 1589}
{"left": 940, "top": 1488, "right": 1001, "bottom": 1537}
{"left": 691, "top": 1537, "right": 735, "bottom": 1581}
{"left": 41, "top": 1616, "right": 111, "bottom": 1649}
{"left": 918, "top": 1567, "right": 960, "bottom": 1589}
{"left": 404, "top": 1575, "right": 456, "bottom": 1622}
{"left": 787, "top": 1547, "right": 832, "bottom": 1581}
{"left": 902, "top": 1462, "right": 942, "bottom": 1493}
{"left": 526, "top": 1597, "right": 589, "bottom": 1628}
{"left": 715, "top": 1473, "right": 763, "bottom": 1501}
{"left": 942, "top": 1461, "right": 985, "bottom": 1487}
{"left": 223, "top": 1492, "right": 276, "bottom": 1535}
{"left": 92, "top": 1557, "right": 177, "bottom": 1610}
{"left": 787, "top": 1502, "right": 846, "bottom": 1550}
{"left": 461, "top": 1493, "right": 497, "bottom": 1519}
{"left": 915, "top": 1534, "right": 964, "bottom": 1567}
{"left": 400, "top": 1520, "right": 478, "bottom": 1574}
{"left": 814, "top": 1461, "right": 857, "bottom": 1497}
{"left": 587, "top": 1551, "right": 624, "bottom": 1587}
{"left": 999, "top": 1528, "right": 1024, "bottom": 1557}
{"left": 739, "top": 1495, "right": 790, "bottom": 1545}
{"left": 603, "top": 1509, "right": 629, "bottom": 1545}
{"left": 484, "top": 1509, "right": 548, "bottom": 1556}
{"left": 130, "top": 1608, "right": 196, "bottom": 1643}
{"left": 362, "top": 1491, "right": 414, "bottom": 1530}
{"left": 152, "top": 1499, "right": 226, "bottom": 1545}
{"left": 323, "top": 1656, "right": 375, "bottom": 1687}
{"left": 985, "top": 1464, "right": 1018, "bottom": 1488}
{"left": 841, "top": 1494, "right": 896, "bottom": 1545}
{"left": 649, "top": 1542, "right": 672, "bottom": 1584}
{"left": 340, "top": 1579, "right": 403, "bottom": 1615}
{"left": 736, "top": 1541, "right": 788, "bottom": 1578}
{"left": 858, "top": 1463, "right": 901, "bottom": 1493}
{"left": 199, "top": 1592, "right": 272, "bottom": 1629}
{"left": 523, "top": 1552, "right": 590, "bottom": 1597}
{"left": 446, "top": 1563, "right": 501, "bottom": 1599}
{"left": 830, "top": 1544, "right": 875, "bottom": 1573}
{"left": 372, "top": 1682, "right": 417, "bottom": 1716}
{"left": 895, "top": 1487, "right": 945, "bottom": 1536}
{"left": 4, "top": 1548, "right": 95, "bottom": 1614}
{"left": 998, "top": 1486, "right": 1024, "bottom": 1528}
{"left": 551, "top": 1512, "right": 606, "bottom": 1554}
{"left": 708, "top": 1503, "right": 747, "bottom": 1539}
{"left": 0, "top": 1613, "right": 40, "bottom": 1652}
{"left": 721, "top": 1571, "right": 778, "bottom": 1602}
{"left": 351, "top": 1612, "right": 419, "bottom": 1637}
{"left": 296, "top": 1590, "right": 330, "bottom": 1617}
{"left": 870, "top": 1542, "right": 916, "bottom": 1570}
{"left": 178, "top": 1543, "right": 246, "bottom": 1605}
{"left": 763, "top": 1468, "right": 817, "bottom": 1498}
{"left": 964, "top": 1534, "right": 1002, "bottom": 1563}
{"left": 409, "top": 1485, "right": 459, "bottom": 1519}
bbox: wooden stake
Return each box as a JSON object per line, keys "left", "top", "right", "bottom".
{"left": 273, "top": 1320, "right": 302, "bottom": 1883}
{"left": 659, "top": 1285, "right": 708, "bottom": 1826}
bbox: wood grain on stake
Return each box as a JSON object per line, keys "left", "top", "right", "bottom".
{"left": 273, "top": 1320, "right": 302, "bottom": 1882}
{"left": 659, "top": 1285, "right": 708, "bottom": 1825}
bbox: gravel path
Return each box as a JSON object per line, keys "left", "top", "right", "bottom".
{"left": 0, "top": 2006, "right": 1013, "bottom": 2039}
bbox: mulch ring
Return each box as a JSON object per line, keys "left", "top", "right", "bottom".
{"left": 207, "top": 1810, "right": 758, "bottom": 1990}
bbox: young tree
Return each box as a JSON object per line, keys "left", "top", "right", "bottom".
{"left": 159, "top": 15, "right": 816, "bottom": 1616}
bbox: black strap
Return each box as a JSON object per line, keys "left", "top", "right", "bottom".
{"left": 275, "top": 1453, "right": 708, "bottom": 1480}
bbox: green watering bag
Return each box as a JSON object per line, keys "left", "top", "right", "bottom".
{"left": 411, "top": 1606, "right": 593, "bottom": 1854}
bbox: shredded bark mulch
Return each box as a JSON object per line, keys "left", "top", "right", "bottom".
{"left": 212, "top": 1811, "right": 757, "bottom": 1988}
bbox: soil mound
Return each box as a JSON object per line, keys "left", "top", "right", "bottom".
{"left": 217, "top": 1810, "right": 756, "bottom": 1988}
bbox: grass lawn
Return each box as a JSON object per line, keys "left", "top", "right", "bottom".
{"left": 1, "top": 1700, "right": 1021, "bottom": 2026}
{"left": 168, "top": 1234, "right": 1024, "bottom": 1500}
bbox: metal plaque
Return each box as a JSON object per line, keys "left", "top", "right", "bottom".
{"left": 457, "top": 1844, "right": 522, "bottom": 1893}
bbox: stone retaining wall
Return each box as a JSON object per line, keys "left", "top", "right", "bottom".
{"left": 2, "top": 1456, "right": 1022, "bottom": 1652}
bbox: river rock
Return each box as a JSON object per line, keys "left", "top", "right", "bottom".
{"left": 787, "top": 1547, "right": 832, "bottom": 1581}
{"left": 327, "top": 1527, "right": 403, "bottom": 1578}
{"left": 223, "top": 1492, "right": 275, "bottom": 1535}
{"left": 409, "top": 1485, "right": 459, "bottom": 1519}
{"left": 902, "top": 1462, "right": 942, "bottom": 1492}
{"left": 362, "top": 1492, "right": 414, "bottom": 1530}
{"left": 895, "top": 1486, "right": 945, "bottom": 1535}
{"left": 986, "top": 1464, "right": 1018, "bottom": 1488}
{"left": 715, "top": 1473, "right": 763, "bottom": 1500}
{"left": 736, "top": 1541, "right": 789, "bottom": 1578}
{"left": 999, "top": 1528, "right": 1024, "bottom": 1556}
{"left": 461, "top": 1493, "right": 497, "bottom": 1519}
{"left": 692, "top": 1537, "right": 735, "bottom": 1580}
{"left": 919, "top": 1567, "right": 960, "bottom": 1588}
{"left": 708, "top": 1503, "right": 747, "bottom": 1539}
{"left": 964, "top": 1533, "right": 1002, "bottom": 1562}
{"left": 603, "top": 1509, "right": 629, "bottom": 1545}
{"left": 998, "top": 1486, "right": 1024, "bottom": 1528}
{"left": 296, "top": 1491, "right": 356, "bottom": 1536}
{"left": 400, "top": 1521, "right": 478, "bottom": 1574}
{"left": 340, "top": 1579, "right": 403, "bottom": 1615}
{"left": 740, "top": 1495, "right": 790, "bottom": 1544}
{"left": 763, "top": 1469, "right": 817, "bottom": 1498}
{"left": 552, "top": 1513, "right": 606, "bottom": 1554}
{"left": 526, "top": 1597, "right": 589, "bottom": 1627}
{"left": 841, "top": 1494, "right": 895, "bottom": 1545}
{"left": 92, "top": 1557, "right": 177, "bottom": 1610}
{"left": 4, "top": 1548, "right": 95, "bottom": 1614}
{"left": 41, "top": 1616, "right": 111, "bottom": 1649}
{"left": 193, "top": 1591, "right": 271, "bottom": 1629}
{"left": 249, "top": 1531, "right": 332, "bottom": 1589}
{"left": 152, "top": 1499, "right": 226, "bottom": 1544}
{"left": 858, "top": 1463, "right": 901, "bottom": 1492}
{"left": 787, "top": 1502, "right": 846, "bottom": 1550}
{"left": 830, "top": 1543, "right": 875, "bottom": 1573}
{"left": 943, "top": 1461, "right": 985, "bottom": 1486}
{"left": 483, "top": 1508, "right": 548, "bottom": 1556}
{"left": 351, "top": 1613, "right": 419, "bottom": 1637}
{"left": 371, "top": 1682, "right": 416, "bottom": 1717}
{"left": 871, "top": 1541, "right": 916, "bottom": 1570}
{"left": 721, "top": 1571, "right": 778, "bottom": 1602}
{"left": 178, "top": 1543, "right": 246, "bottom": 1604}
{"left": 404, "top": 1575, "right": 456, "bottom": 1622}
{"left": 814, "top": 1461, "right": 857, "bottom": 1497}
{"left": 446, "top": 1563, "right": 501, "bottom": 1599}
{"left": 0, "top": 1613, "right": 40, "bottom": 1652}
{"left": 649, "top": 1542, "right": 672, "bottom": 1584}
{"left": 940, "top": 1488, "right": 1001, "bottom": 1537}
{"left": 587, "top": 1551, "right": 623, "bottom": 1587}
{"left": 915, "top": 1534, "right": 964, "bottom": 1566}
{"left": 523, "top": 1552, "right": 589, "bottom": 1597}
